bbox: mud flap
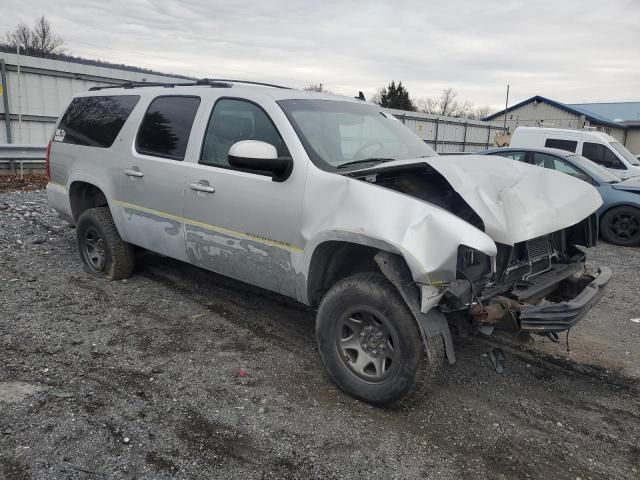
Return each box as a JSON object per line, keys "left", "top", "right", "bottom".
{"left": 374, "top": 251, "right": 456, "bottom": 364}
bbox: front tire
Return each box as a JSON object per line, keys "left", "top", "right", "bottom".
{"left": 76, "top": 207, "right": 135, "bottom": 280}
{"left": 601, "top": 206, "right": 640, "bottom": 246}
{"left": 316, "top": 273, "right": 442, "bottom": 406}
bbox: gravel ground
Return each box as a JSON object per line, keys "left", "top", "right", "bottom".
{"left": 0, "top": 189, "right": 639, "bottom": 480}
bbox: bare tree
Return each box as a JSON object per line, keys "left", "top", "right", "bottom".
{"left": 304, "top": 83, "right": 325, "bottom": 92}
{"left": 369, "top": 87, "right": 384, "bottom": 106}
{"left": 3, "top": 16, "right": 65, "bottom": 57}
{"left": 414, "top": 88, "right": 494, "bottom": 119}
{"left": 414, "top": 97, "right": 438, "bottom": 114}
{"left": 32, "top": 16, "right": 64, "bottom": 56}
{"left": 470, "top": 105, "right": 493, "bottom": 120}
{"left": 438, "top": 88, "right": 458, "bottom": 116}
{"left": 6, "top": 23, "right": 32, "bottom": 52}
{"left": 449, "top": 100, "right": 473, "bottom": 118}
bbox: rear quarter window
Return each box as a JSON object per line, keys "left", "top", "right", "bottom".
{"left": 55, "top": 95, "right": 140, "bottom": 148}
{"left": 544, "top": 138, "right": 577, "bottom": 152}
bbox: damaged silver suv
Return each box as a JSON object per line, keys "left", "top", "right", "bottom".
{"left": 46, "top": 80, "right": 611, "bottom": 405}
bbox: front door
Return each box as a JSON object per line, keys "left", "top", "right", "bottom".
{"left": 182, "top": 97, "right": 306, "bottom": 298}
{"left": 114, "top": 95, "right": 201, "bottom": 262}
{"left": 581, "top": 142, "right": 627, "bottom": 178}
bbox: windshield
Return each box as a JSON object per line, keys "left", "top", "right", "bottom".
{"left": 278, "top": 99, "right": 437, "bottom": 169}
{"left": 611, "top": 142, "right": 640, "bottom": 166}
{"left": 568, "top": 154, "right": 622, "bottom": 183}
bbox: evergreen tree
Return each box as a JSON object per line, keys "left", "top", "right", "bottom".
{"left": 377, "top": 81, "right": 415, "bottom": 111}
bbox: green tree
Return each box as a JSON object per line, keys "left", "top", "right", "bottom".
{"left": 376, "top": 81, "right": 415, "bottom": 111}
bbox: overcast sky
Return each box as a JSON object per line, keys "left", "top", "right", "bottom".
{"left": 1, "top": 0, "right": 638, "bottom": 110}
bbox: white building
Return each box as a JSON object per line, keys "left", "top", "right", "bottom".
{"left": 484, "top": 95, "right": 639, "bottom": 155}
{"left": 0, "top": 52, "right": 190, "bottom": 144}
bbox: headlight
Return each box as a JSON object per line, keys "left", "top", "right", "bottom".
{"left": 457, "top": 245, "right": 493, "bottom": 281}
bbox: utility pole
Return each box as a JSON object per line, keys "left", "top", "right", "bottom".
{"left": 0, "top": 59, "right": 12, "bottom": 144}
{"left": 503, "top": 84, "right": 510, "bottom": 132}
{"left": 16, "top": 44, "right": 23, "bottom": 144}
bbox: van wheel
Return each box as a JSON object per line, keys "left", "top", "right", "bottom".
{"left": 76, "top": 207, "right": 135, "bottom": 280}
{"left": 601, "top": 206, "right": 640, "bottom": 246}
{"left": 316, "top": 273, "right": 443, "bottom": 406}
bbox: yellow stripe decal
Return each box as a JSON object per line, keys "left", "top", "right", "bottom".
{"left": 113, "top": 199, "right": 304, "bottom": 254}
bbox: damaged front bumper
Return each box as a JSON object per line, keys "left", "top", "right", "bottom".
{"left": 518, "top": 266, "right": 612, "bottom": 332}
{"left": 445, "top": 264, "right": 612, "bottom": 335}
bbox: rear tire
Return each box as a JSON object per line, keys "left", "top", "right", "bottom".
{"left": 600, "top": 206, "right": 640, "bottom": 246}
{"left": 76, "top": 207, "right": 135, "bottom": 280}
{"left": 316, "top": 273, "right": 443, "bottom": 406}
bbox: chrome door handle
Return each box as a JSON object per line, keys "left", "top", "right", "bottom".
{"left": 123, "top": 168, "right": 144, "bottom": 177}
{"left": 189, "top": 182, "right": 215, "bottom": 193}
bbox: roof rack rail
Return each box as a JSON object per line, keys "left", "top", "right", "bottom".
{"left": 89, "top": 78, "right": 291, "bottom": 92}
{"left": 201, "top": 78, "right": 292, "bottom": 89}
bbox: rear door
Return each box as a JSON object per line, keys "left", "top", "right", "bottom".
{"left": 113, "top": 95, "right": 201, "bottom": 261}
{"left": 182, "top": 96, "right": 306, "bottom": 298}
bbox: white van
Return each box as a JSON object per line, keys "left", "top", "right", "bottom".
{"left": 510, "top": 127, "right": 640, "bottom": 179}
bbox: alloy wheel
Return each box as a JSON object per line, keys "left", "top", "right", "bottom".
{"left": 335, "top": 306, "right": 401, "bottom": 383}
{"left": 82, "top": 227, "right": 106, "bottom": 271}
{"left": 609, "top": 212, "right": 640, "bottom": 243}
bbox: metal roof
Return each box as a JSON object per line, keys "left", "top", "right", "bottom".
{"left": 483, "top": 95, "right": 628, "bottom": 129}
{"left": 568, "top": 102, "right": 640, "bottom": 123}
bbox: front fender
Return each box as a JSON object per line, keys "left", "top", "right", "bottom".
{"left": 300, "top": 169, "right": 497, "bottom": 285}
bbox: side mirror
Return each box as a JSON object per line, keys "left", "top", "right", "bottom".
{"left": 228, "top": 140, "right": 293, "bottom": 181}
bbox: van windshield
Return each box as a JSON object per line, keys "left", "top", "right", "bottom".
{"left": 278, "top": 99, "right": 437, "bottom": 169}
{"left": 611, "top": 142, "right": 640, "bottom": 166}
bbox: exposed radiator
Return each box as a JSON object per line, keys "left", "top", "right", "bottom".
{"left": 527, "top": 236, "right": 552, "bottom": 260}
{"left": 504, "top": 235, "right": 555, "bottom": 282}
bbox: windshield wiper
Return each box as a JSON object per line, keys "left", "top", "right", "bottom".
{"left": 336, "top": 158, "right": 395, "bottom": 169}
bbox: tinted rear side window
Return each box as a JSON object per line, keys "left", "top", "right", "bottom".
{"left": 136, "top": 96, "right": 201, "bottom": 160}
{"left": 544, "top": 138, "right": 577, "bottom": 152}
{"left": 56, "top": 95, "right": 140, "bottom": 148}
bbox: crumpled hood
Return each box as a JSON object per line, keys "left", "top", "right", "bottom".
{"left": 422, "top": 155, "right": 602, "bottom": 245}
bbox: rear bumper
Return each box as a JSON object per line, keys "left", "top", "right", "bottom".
{"left": 519, "top": 266, "right": 612, "bottom": 333}
{"left": 46, "top": 182, "right": 74, "bottom": 224}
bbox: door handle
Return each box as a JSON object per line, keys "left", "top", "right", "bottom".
{"left": 123, "top": 168, "right": 144, "bottom": 178}
{"left": 189, "top": 182, "right": 215, "bottom": 193}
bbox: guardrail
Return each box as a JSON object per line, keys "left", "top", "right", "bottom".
{"left": 0, "top": 144, "right": 46, "bottom": 175}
